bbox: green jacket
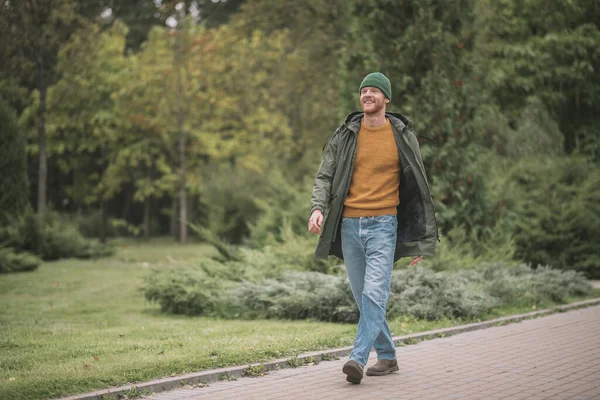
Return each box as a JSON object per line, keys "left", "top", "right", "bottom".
{"left": 310, "top": 111, "right": 438, "bottom": 262}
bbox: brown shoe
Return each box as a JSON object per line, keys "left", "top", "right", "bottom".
{"left": 342, "top": 360, "right": 364, "bottom": 384}
{"left": 366, "top": 358, "right": 399, "bottom": 376}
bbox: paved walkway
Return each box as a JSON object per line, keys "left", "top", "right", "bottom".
{"left": 144, "top": 306, "right": 600, "bottom": 400}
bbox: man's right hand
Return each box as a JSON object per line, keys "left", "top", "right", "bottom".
{"left": 308, "top": 210, "right": 324, "bottom": 234}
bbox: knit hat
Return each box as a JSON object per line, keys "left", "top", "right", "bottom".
{"left": 359, "top": 72, "right": 392, "bottom": 101}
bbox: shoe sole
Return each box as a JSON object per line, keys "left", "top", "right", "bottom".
{"left": 342, "top": 364, "right": 363, "bottom": 384}
{"left": 365, "top": 365, "right": 399, "bottom": 376}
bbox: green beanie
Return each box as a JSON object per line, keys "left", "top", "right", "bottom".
{"left": 359, "top": 72, "right": 392, "bottom": 101}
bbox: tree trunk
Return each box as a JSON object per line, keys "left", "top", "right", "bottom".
{"left": 177, "top": 91, "right": 187, "bottom": 243}
{"left": 170, "top": 197, "right": 178, "bottom": 240}
{"left": 179, "top": 181, "right": 187, "bottom": 243}
{"left": 143, "top": 197, "right": 150, "bottom": 240}
{"left": 121, "top": 184, "right": 132, "bottom": 219}
{"left": 37, "top": 76, "right": 47, "bottom": 214}
{"left": 100, "top": 200, "right": 107, "bottom": 243}
{"left": 175, "top": 18, "right": 187, "bottom": 243}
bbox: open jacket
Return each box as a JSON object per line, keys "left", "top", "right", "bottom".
{"left": 310, "top": 111, "right": 438, "bottom": 262}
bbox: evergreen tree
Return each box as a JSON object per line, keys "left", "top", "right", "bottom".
{"left": 0, "top": 98, "right": 30, "bottom": 223}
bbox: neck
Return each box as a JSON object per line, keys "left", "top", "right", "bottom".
{"left": 362, "top": 109, "right": 387, "bottom": 128}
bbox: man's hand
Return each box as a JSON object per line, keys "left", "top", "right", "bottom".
{"left": 308, "top": 210, "right": 324, "bottom": 234}
{"left": 411, "top": 256, "right": 423, "bottom": 266}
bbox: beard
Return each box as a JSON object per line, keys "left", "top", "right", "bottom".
{"left": 361, "top": 99, "right": 386, "bottom": 115}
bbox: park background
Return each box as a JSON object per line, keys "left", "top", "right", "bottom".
{"left": 1, "top": 1, "right": 599, "bottom": 399}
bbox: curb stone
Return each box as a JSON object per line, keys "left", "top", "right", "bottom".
{"left": 56, "top": 297, "right": 600, "bottom": 400}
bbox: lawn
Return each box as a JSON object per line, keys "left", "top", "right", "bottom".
{"left": 0, "top": 238, "right": 597, "bottom": 400}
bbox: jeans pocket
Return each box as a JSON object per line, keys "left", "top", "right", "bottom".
{"left": 374, "top": 215, "right": 397, "bottom": 224}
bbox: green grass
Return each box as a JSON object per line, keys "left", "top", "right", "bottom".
{"left": 107, "top": 237, "right": 220, "bottom": 263}
{"left": 0, "top": 239, "right": 598, "bottom": 400}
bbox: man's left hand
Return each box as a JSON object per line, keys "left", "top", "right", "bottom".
{"left": 411, "top": 256, "right": 423, "bottom": 266}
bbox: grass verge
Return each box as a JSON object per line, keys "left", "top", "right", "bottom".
{"left": 0, "top": 239, "right": 598, "bottom": 400}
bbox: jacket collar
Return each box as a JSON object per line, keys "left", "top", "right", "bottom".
{"left": 343, "top": 111, "right": 412, "bottom": 133}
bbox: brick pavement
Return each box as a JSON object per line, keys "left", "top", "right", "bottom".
{"left": 143, "top": 305, "right": 600, "bottom": 400}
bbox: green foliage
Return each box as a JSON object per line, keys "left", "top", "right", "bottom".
{"left": 421, "top": 225, "right": 517, "bottom": 272}
{"left": 40, "top": 221, "right": 114, "bottom": 261}
{"left": 196, "top": 164, "right": 263, "bottom": 244}
{"left": 225, "top": 272, "right": 356, "bottom": 322}
{"left": 479, "top": 0, "right": 600, "bottom": 155}
{"left": 477, "top": 264, "right": 593, "bottom": 307}
{"left": 490, "top": 156, "right": 600, "bottom": 277}
{"left": 231, "top": 0, "right": 349, "bottom": 163}
{"left": 188, "top": 223, "right": 242, "bottom": 262}
{"left": 144, "top": 256, "right": 592, "bottom": 321}
{"left": 387, "top": 267, "right": 494, "bottom": 321}
{"left": 0, "top": 247, "right": 40, "bottom": 274}
{"left": 192, "top": 167, "right": 340, "bottom": 273}
{"left": 2, "top": 0, "right": 599, "bottom": 275}
{"left": 248, "top": 171, "right": 314, "bottom": 247}
{"left": 0, "top": 98, "right": 30, "bottom": 224}
{"left": 0, "top": 210, "right": 113, "bottom": 261}
{"left": 0, "top": 0, "right": 85, "bottom": 112}
{"left": 231, "top": 228, "right": 340, "bottom": 276}
{"left": 242, "top": 364, "right": 267, "bottom": 378}
{"left": 75, "top": 210, "right": 149, "bottom": 239}
{"left": 45, "top": 22, "right": 128, "bottom": 208}
{"left": 140, "top": 230, "right": 342, "bottom": 316}
{"left": 141, "top": 260, "right": 237, "bottom": 316}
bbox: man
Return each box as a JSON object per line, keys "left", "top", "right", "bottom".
{"left": 308, "top": 72, "right": 438, "bottom": 384}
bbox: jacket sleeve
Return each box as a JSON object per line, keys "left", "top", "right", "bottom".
{"left": 309, "top": 132, "right": 339, "bottom": 216}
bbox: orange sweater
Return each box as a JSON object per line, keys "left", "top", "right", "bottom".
{"left": 343, "top": 118, "right": 400, "bottom": 217}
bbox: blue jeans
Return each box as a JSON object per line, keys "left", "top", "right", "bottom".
{"left": 341, "top": 215, "right": 398, "bottom": 367}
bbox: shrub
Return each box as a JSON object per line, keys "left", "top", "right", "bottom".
{"left": 190, "top": 222, "right": 341, "bottom": 276}
{"left": 75, "top": 210, "right": 143, "bottom": 238}
{"left": 39, "top": 221, "right": 114, "bottom": 260}
{"left": 143, "top": 263, "right": 592, "bottom": 322}
{"left": 0, "top": 248, "right": 40, "bottom": 273}
{"left": 0, "top": 210, "right": 114, "bottom": 261}
{"left": 140, "top": 232, "right": 344, "bottom": 316}
{"left": 420, "top": 225, "right": 517, "bottom": 272}
{"left": 477, "top": 263, "right": 593, "bottom": 306}
{"left": 224, "top": 272, "right": 357, "bottom": 322}
{"left": 387, "top": 267, "right": 494, "bottom": 320}
{"left": 141, "top": 261, "right": 231, "bottom": 316}
{"left": 232, "top": 229, "right": 341, "bottom": 277}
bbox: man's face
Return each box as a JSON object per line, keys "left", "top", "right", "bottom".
{"left": 360, "top": 87, "right": 388, "bottom": 114}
